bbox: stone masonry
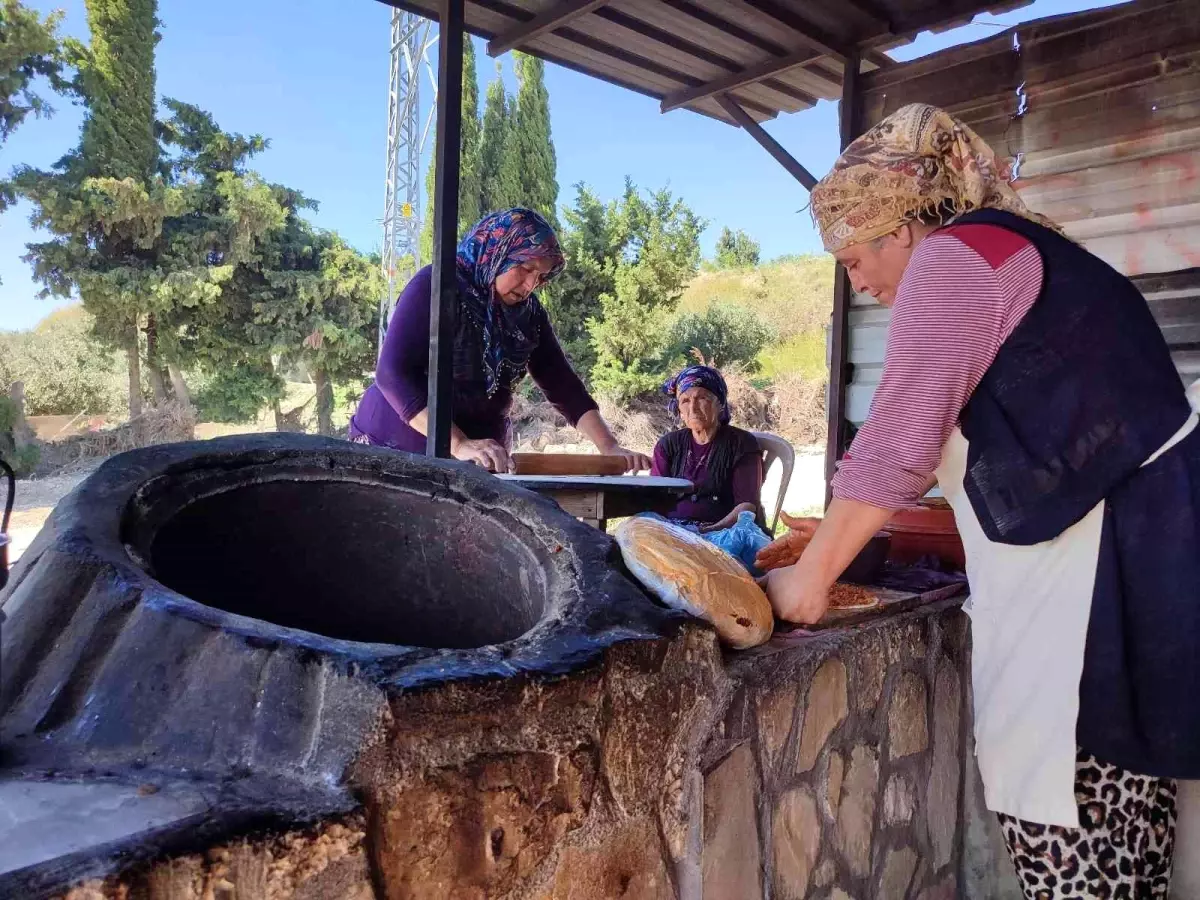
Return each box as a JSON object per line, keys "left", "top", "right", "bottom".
{"left": 55, "top": 600, "right": 971, "bottom": 900}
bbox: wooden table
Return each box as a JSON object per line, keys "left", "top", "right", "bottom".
{"left": 497, "top": 474, "right": 694, "bottom": 530}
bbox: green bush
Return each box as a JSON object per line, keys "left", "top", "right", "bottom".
{"left": 191, "top": 364, "right": 284, "bottom": 424}
{"left": 0, "top": 306, "right": 127, "bottom": 416}
{"left": 669, "top": 302, "right": 774, "bottom": 372}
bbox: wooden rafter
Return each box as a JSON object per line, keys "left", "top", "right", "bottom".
{"left": 487, "top": 0, "right": 609, "bottom": 56}
{"left": 716, "top": 95, "right": 817, "bottom": 190}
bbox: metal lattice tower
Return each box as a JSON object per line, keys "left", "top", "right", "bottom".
{"left": 380, "top": 9, "right": 438, "bottom": 351}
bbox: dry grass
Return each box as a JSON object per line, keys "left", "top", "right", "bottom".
{"left": 36, "top": 403, "right": 196, "bottom": 475}
{"left": 679, "top": 257, "right": 834, "bottom": 341}
{"left": 770, "top": 374, "right": 827, "bottom": 447}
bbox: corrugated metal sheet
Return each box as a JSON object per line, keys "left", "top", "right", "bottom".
{"left": 375, "top": 0, "right": 1033, "bottom": 124}
{"left": 843, "top": 0, "right": 1200, "bottom": 429}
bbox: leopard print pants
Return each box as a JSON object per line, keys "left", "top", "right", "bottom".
{"left": 998, "top": 752, "right": 1177, "bottom": 899}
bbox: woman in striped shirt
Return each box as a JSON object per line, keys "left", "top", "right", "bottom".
{"left": 765, "top": 103, "right": 1199, "bottom": 897}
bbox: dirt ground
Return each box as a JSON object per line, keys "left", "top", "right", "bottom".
{"left": 6, "top": 462, "right": 102, "bottom": 564}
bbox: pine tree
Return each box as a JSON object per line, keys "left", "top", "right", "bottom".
{"left": 511, "top": 52, "right": 558, "bottom": 227}
{"left": 419, "top": 35, "right": 481, "bottom": 264}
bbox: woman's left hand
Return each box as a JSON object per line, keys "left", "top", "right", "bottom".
{"left": 606, "top": 445, "right": 651, "bottom": 473}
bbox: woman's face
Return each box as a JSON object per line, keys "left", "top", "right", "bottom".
{"left": 494, "top": 256, "right": 557, "bottom": 305}
{"left": 679, "top": 386, "right": 721, "bottom": 434}
{"left": 834, "top": 220, "right": 936, "bottom": 306}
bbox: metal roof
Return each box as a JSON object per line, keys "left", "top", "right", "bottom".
{"left": 375, "top": 0, "right": 1034, "bottom": 124}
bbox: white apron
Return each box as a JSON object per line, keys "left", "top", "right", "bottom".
{"left": 935, "top": 390, "right": 1200, "bottom": 827}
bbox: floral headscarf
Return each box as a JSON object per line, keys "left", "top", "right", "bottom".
{"left": 809, "top": 103, "right": 1062, "bottom": 253}
{"left": 663, "top": 365, "right": 731, "bottom": 425}
{"left": 456, "top": 208, "right": 566, "bottom": 397}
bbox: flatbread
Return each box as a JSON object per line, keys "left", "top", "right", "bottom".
{"left": 827, "top": 583, "right": 880, "bottom": 610}
{"left": 615, "top": 516, "right": 773, "bottom": 649}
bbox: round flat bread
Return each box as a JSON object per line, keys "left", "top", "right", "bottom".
{"left": 615, "top": 516, "right": 773, "bottom": 649}
{"left": 827, "top": 583, "right": 881, "bottom": 611}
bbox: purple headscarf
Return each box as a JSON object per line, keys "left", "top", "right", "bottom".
{"left": 663, "top": 365, "right": 731, "bottom": 424}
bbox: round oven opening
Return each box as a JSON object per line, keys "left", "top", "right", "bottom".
{"left": 145, "top": 478, "right": 551, "bottom": 649}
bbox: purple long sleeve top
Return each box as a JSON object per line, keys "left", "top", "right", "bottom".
{"left": 351, "top": 266, "right": 598, "bottom": 453}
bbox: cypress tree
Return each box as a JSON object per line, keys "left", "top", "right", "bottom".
{"left": 510, "top": 52, "right": 558, "bottom": 227}
{"left": 79, "top": 0, "right": 160, "bottom": 182}
{"left": 479, "top": 62, "right": 522, "bottom": 214}
{"left": 80, "top": 0, "right": 162, "bottom": 415}
{"left": 420, "top": 35, "right": 481, "bottom": 264}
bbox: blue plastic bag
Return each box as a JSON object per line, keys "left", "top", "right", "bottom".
{"left": 700, "top": 510, "right": 772, "bottom": 576}
{"left": 639, "top": 510, "right": 771, "bottom": 575}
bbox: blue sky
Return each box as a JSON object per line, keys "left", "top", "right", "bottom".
{"left": 0, "top": 0, "right": 1125, "bottom": 330}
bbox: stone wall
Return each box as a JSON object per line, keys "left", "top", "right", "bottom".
{"left": 56, "top": 600, "right": 974, "bottom": 900}
{"left": 704, "top": 602, "right": 970, "bottom": 900}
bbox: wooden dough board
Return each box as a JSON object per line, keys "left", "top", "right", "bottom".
{"left": 779, "top": 581, "right": 968, "bottom": 633}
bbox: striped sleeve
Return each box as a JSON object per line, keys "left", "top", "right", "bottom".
{"left": 832, "top": 226, "right": 1044, "bottom": 509}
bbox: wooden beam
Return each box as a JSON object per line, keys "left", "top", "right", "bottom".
{"left": 487, "top": 0, "right": 609, "bottom": 56}
{"left": 661, "top": 46, "right": 823, "bottom": 113}
{"left": 658, "top": 0, "right": 788, "bottom": 56}
{"left": 740, "top": 0, "right": 850, "bottom": 61}
{"left": 861, "top": 1, "right": 1014, "bottom": 49}
{"left": 825, "top": 52, "right": 863, "bottom": 504}
{"left": 842, "top": 0, "right": 893, "bottom": 32}
{"left": 427, "top": 0, "right": 465, "bottom": 458}
{"left": 862, "top": 49, "right": 893, "bottom": 69}
{"left": 716, "top": 95, "right": 817, "bottom": 190}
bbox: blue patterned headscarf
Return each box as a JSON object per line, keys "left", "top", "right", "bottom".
{"left": 456, "top": 208, "right": 566, "bottom": 397}
{"left": 662, "top": 365, "right": 731, "bottom": 424}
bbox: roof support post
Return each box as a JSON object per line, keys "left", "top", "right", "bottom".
{"left": 716, "top": 95, "right": 817, "bottom": 190}
{"left": 427, "top": 0, "right": 464, "bottom": 458}
{"left": 825, "top": 50, "right": 862, "bottom": 505}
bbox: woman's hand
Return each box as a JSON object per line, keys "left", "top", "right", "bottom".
{"left": 754, "top": 515, "right": 821, "bottom": 571}
{"left": 453, "top": 437, "right": 511, "bottom": 473}
{"left": 606, "top": 445, "right": 651, "bottom": 473}
{"left": 575, "top": 411, "right": 650, "bottom": 472}
{"left": 763, "top": 562, "right": 832, "bottom": 625}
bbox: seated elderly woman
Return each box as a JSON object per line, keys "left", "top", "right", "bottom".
{"left": 651, "top": 365, "right": 765, "bottom": 534}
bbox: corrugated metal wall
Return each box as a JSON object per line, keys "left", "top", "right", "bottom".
{"left": 842, "top": 0, "right": 1200, "bottom": 430}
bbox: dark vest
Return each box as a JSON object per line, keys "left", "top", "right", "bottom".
{"left": 953, "top": 209, "right": 1200, "bottom": 776}
{"left": 660, "top": 425, "right": 759, "bottom": 510}
{"left": 956, "top": 209, "right": 1189, "bottom": 544}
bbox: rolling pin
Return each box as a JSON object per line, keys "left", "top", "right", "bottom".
{"left": 510, "top": 453, "right": 631, "bottom": 476}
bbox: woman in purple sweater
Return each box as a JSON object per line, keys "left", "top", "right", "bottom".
{"left": 350, "top": 208, "right": 649, "bottom": 473}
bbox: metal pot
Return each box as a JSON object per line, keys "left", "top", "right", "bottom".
{"left": 0, "top": 458, "right": 13, "bottom": 591}
{"left": 840, "top": 531, "right": 891, "bottom": 585}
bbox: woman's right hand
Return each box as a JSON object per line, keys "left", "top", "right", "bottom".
{"left": 452, "top": 437, "right": 512, "bottom": 473}
{"left": 754, "top": 514, "right": 821, "bottom": 571}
